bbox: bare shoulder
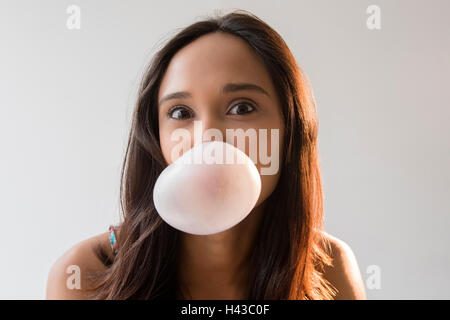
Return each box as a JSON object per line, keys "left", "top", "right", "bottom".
{"left": 45, "top": 230, "right": 115, "bottom": 299}
{"left": 320, "top": 231, "right": 367, "bottom": 300}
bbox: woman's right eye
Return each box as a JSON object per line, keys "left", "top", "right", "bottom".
{"left": 167, "top": 106, "right": 193, "bottom": 120}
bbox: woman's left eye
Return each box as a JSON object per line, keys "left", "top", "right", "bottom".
{"left": 227, "top": 102, "right": 256, "bottom": 115}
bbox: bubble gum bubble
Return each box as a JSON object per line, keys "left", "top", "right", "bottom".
{"left": 153, "top": 141, "right": 261, "bottom": 235}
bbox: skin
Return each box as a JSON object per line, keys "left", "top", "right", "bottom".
{"left": 46, "top": 32, "right": 367, "bottom": 300}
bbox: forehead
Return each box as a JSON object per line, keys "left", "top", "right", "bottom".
{"left": 158, "top": 32, "right": 276, "bottom": 100}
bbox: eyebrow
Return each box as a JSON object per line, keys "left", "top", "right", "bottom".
{"left": 158, "top": 82, "right": 270, "bottom": 106}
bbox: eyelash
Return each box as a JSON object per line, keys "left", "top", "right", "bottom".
{"left": 166, "top": 100, "right": 257, "bottom": 120}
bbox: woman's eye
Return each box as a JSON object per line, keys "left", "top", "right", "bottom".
{"left": 227, "top": 102, "right": 256, "bottom": 115}
{"left": 167, "top": 106, "right": 193, "bottom": 120}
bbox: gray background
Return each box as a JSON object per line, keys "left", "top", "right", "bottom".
{"left": 0, "top": 0, "right": 449, "bottom": 299}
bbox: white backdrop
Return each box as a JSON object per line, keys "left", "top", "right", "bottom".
{"left": 0, "top": 0, "right": 449, "bottom": 299}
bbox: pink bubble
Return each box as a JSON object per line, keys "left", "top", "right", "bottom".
{"left": 153, "top": 141, "right": 261, "bottom": 235}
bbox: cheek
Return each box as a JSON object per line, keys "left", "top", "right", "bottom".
{"left": 255, "top": 172, "right": 281, "bottom": 207}
{"left": 253, "top": 127, "right": 284, "bottom": 206}
{"left": 160, "top": 138, "right": 175, "bottom": 165}
{"left": 159, "top": 126, "right": 177, "bottom": 165}
{"left": 159, "top": 125, "right": 195, "bottom": 165}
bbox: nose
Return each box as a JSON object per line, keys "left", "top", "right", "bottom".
{"left": 198, "top": 111, "right": 226, "bottom": 144}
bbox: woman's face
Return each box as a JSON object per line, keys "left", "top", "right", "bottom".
{"left": 157, "top": 31, "right": 284, "bottom": 207}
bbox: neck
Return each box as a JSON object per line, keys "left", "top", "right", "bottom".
{"left": 177, "top": 202, "right": 266, "bottom": 299}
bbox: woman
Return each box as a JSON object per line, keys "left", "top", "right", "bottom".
{"left": 46, "top": 10, "right": 366, "bottom": 300}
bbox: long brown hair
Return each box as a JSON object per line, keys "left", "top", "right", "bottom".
{"left": 86, "top": 9, "right": 337, "bottom": 300}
